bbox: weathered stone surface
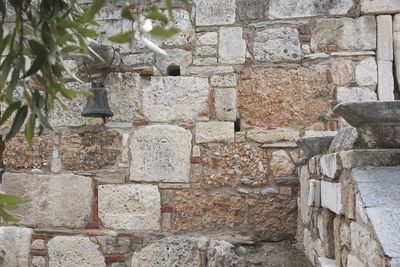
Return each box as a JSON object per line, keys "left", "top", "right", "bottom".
{"left": 330, "top": 60, "right": 353, "bottom": 86}
{"left": 121, "top": 52, "right": 154, "bottom": 68}
{"left": 201, "top": 143, "right": 269, "bottom": 187}
{"left": 48, "top": 236, "right": 106, "bottom": 267}
{"left": 174, "top": 190, "right": 246, "bottom": 231}
{"left": 347, "top": 254, "right": 366, "bottom": 267}
{"left": 269, "top": 0, "right": 354, "bottom": 19}
{"left": 130, "top": 125, "right": 192, "bottom": 182}
{"left": 246, "top": 128, "right": 299, "bottom": 143}
{"left": 329, "top": 127, "right": 359, "bottom": 153}
{"left": 350, "top": 222, "right": 386, "bottom": 266}
{"left": 336, "top": 87, "right": 377, "bottom": 103}
{"left": 31, "top": 256, "right": 46, "bottom": 267}
{"left": 310, "top": 17, "right": 376, "bottom": 52}
{"left": 0, "top": 227, "right": 32, "bottom": 267}
{"left": 320, "top": 153, "right": 342, "bottom": 179}
{"left": 377, "top": 60, "right": 395, "bottom": 101}
{"left": 2, "top": 173, "right": 92, "bottom": 227}
{"left": 270, "top": 150, "right": 295, "bottom": 177}
{"left": 104, "top": 72, "right": 141, "bottom": 121}
{"left": 195, "top": 122, "right": 234, "bottom": 143}
{"left": 60, "top": 128, "right": 121, "bottom": 171}
{"left": 210, "top": 73, "right": 237, "bottom": 88}
{"left": 318, "top": 257, "right": 336, "bottom": 267}
{"left": 3, "top": 133, "right": 51, "bottom": 171}
{"left": 377, "top": 16, "right": 393, "bottom": 61}
{"left": 219, "top": 27, "right": 246, "bottom": 64}
{"left": 131, "top": 237, "right": 201, "bottom": 267}
{"left": 355, "top": 57, "right": 378, "bottom": 86}
{"left": 237, "top": 0, "right": 268, "bottom": 20}
{"left": 340, "top": 149, "right": 400, "bottom": 169}
{"left": 215, "top": 88, "right": 237, "bottom": 121}
{"left": 394, "top": 15, "right": 400, "bottom": 89}
{"left": 238, "top": 68, "right": 332, "bottom": 128}
{"left": 321, "top": 181, "right": 343, "bottom": 214}
{"left": 361, "top": 0, "right": 400, "bottom": 14}
{"left": 98, "top": 184, "right": 160, "bottom": 230}
{"left": 194, "top": 46, "right": 217, "bottom": 57}
{"left": 195, "top": 0, "right": 236, "bottom": 26}
{"left": 296, "top": 136, "right": 333, "bottom": 158}
{"left": 91, "top": 235, "right": 131, "bottom": 255}
{"left": 184, "top": 66, "right": 235, "bottom": 77}
{"left": 254, "top": 27, "right": 301, "bottom": 62}
{"left": 143, "top": 77, "right": 210, "bottom": 122}
{"left": 154, "top": 48, "right": 192, "bottom": 75}
{"left": 196, "top": 32, "right": 218, "bottom": 46}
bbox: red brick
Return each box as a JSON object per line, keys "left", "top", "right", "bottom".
{"left": 85, "top": 222, "right": 101, "bottom": 229}
{"left": 180, "top": 122, "right": 195, "bottom": 129}
{"left": 31, "top": 250, "right": 46, "bottom": 256}
{"left": 140, "top": 68, "right": 154, "bottom": 77}
{"left": 300, "top": 35, "right": 311, "bottom": 43}
{"left": 161, "top": 204, "right": 174, "bottom": 213}
{"left": 209, "top": 89, "right": 215, "bottom": 119}
{"left": 105, "top": 254, "right": 126, "bottom": 263}
{"left": 191, "top": 157, "right": 202, "bottom": 164}
{"left": 299, "top": 24, "right": 311, "bottom": 35}
{"left": 92, "top": 183, "right": 99, "bottom": 223}
{"left": 132, "top": 119, "right": 149, "bottom": 127}
{"left": 327, "top": 44, "right": 337, "bottom": 52}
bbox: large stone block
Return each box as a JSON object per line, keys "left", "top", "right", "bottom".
{"left": 154, "top": 48, "right": 192, "bottom": 75}
{"left": 0, "top": 227, "right": 32, "bottom": 267}
{"left": 238, "top": 68, "right": 332, "bottom": 128}
{"left": 214, "top": 88, "right": 237, "bottom": 121}
{"left": 270, "top": 150, "right": 295, "bottom": 177}
{"left": 246, "top": 128, "right": 299, "bottom": 143}
{"left": 237, "top": 0, "right": 268, "bottom": 20}
{"left": 321, "top": 181, "right": 343, "bottom": 214}
{"left": 254, "top": 27, "right": 301, "bottom": 62}
{"left": 194, "top": 0, "right": 236, "bottom": 26}
{"left": 361, "top": 0, "right": 400, "bottom": 14}
{"left": 377, "top": 15, "right": 393, "bottom": 61}
{"left": 377, "top": 60, "right": 395, "bottom": 101}
{"left": 269, "top": 0, "right": 354, "bottom": 19}
{"left": 2, "top": 173, "right": 92, "bottom": 228}
{"left": 143, "top": 77, "right": 210, "bottom": 122}
{"left": 60, "top": 128, "right": 122, "bottom": 171}
{"left": 355, "top": 57, "right": 378, "bottom": 86}
{"left": 219, "top": 27, "right": 246, "bottom": 64}
{"left": 310, "top": 16, "right": 376, "bottom": 52}
{"left": 336, "top": 87, "right": 377, "bottom": 103}
{"left": 130, "top": 125, "right": 192, "bottom": 182}
{"left": 195, "top": 122, "right": 234, "bottom": 143}
{"left": 98, "top": 184, "right": 160, "bottom": 230}
{"left": 320, "top": 153, "right": 342, "bottom": 179}
{"left": 48, "top": 236, "right": 106, "bottom": 267}
{"left": 131, "top": 237, "right": 201, "bottom": 267}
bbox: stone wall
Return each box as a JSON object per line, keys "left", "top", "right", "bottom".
{"left": 1, "top": 0, "right": 400, "bottom": 266}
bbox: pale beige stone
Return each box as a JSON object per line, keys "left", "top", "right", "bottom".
{"left": 394, "top": 15, "right": 400, "bottom": 89}
{"left": 219, "top": 27, "right": 246, "bottom": 64}
{"left": 270, "top": 150, "right": 295, "bottom": 177}
{"left": 154, "top": 48, "right": 192, "bottom": 75}
{"left": 355, "top": 57, "right": 378, "bottom": 86}
{"left": 0, "top": 227, "right": 32, "bottom": 267}
{"left": 377, "top": 60, "right": 395, "bottom": 100}
{"left": 377, "top": 15, "right": 393, "bottom": 61}
{"left": 246, "top": 128, "right": 300, "bottom": 143}
{"left": 196, "top": 32, "right": 218, "bottom": 46}
{"left": 195, "top": 122, "right": 234, "bottom": 143}
{"left": 214, "top": 88, "right": 237, "bottom": 121}
{"left": 361, "top": 0, "right": 400, "bottom": 14}
{"left": 194, "top": 0, "right": 236, "bottom": 26}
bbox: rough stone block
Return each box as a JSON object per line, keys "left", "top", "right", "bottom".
{"left": 143, "top": 77, "right": 210, "bottom": 122}
{"left": 320, "top": 153, "right": 342, "bottom": 179}
{"left": 336, "top": 87, "right": 377, "bottom": 103}
{"left": 254, "top": 27, "right": 301, "bottom": 62}
{"left": 394, "top": 15, "right": 400, "bottom": 88}
{"left": 98, "top": 184, "right": 160, "bottom": 230}
{"left": 321, "top": 181, "right": 343, "bottom": 214}
{"left": 131, "top": 237, "right": 201, "bottom": 267}
{"left": 246, "top": 128, "right": 299, "bottom": 143}
{"left": 269, "top": 0, "right": 354, "bottom": 19}
{"left": 377, "top": 60, "right": 395, "bottom": 100}
{"left": 48, "top": 236, "right": 105, "bottom": 267}
{"left": 219, "top": 27, "right": 246, "bottom": 64}
{"left": 238, "top": 68, "right": 332, "bottom": 128}
{"left": 196, "top": 32, "right": 218, "bottom": 46}
{"left": 310, "top": 17, "right": 376, "bottom": 52}
{"left": 32, "top": 256, "right": 46, "bottom": 267}
{"left": 340, "top": 150, "right": 400, "bottom": 169}
{"left": 214, "top": 88, "right": 237, "bottom": 121}
{"left": 329, "top": 127, "right": 359, "bottom": 153}
{"left": 130, "top": 125, "right": 192, "bottom": 182}
{"left": 329, "top": 60, "right": 353, "bottom": 86}
{"left": 59, "top": 128, "right": 121, "bottom": 171}
{"left": 299, "top": 166, "right": 311, "bottom": 224}
{"left": 183, "top": 66, "right": 234, "bottom": 77}
{"left": 355, "top": 57, "right": 378, "bottom": 86}
{"left": 210, "top": 73, "right": 237, "bottom": 87}
{"left": 194, "top": 46, "right": 217, "bottom": 57}
{"left": 121, "top": 52, "right": 154, "bottom": 68}
{"left": 270, "top": 150, "right": 295, "bottom": 177}
{"left": 361, "top": 0, "right": 400, "bottom": 14}
{"left": 0, "top": 227, "right": 32, "bottom": 267}
{"left": 347, "top": 254, "right": 366, "bottom": 267}
{"left": 194, "top": 0, "right": 236, "bottom": 26}
{"left": 237, "top": 0, "right": 268, "bottom": 20}
{"left": 195, "top": 122, "right": 234, "bottom": 143}
{"left": 377, "top": 15, "right": 393, "bottom": 61}
{"left": 2, "top": 173, "right": 92, "bottom": 228}
{"left": 154, "top": 48, "right": 192, "bottom": 75}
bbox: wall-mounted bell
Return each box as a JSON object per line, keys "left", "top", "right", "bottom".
{"left": 81, "top": 82, "right": 114, "bottom": 120}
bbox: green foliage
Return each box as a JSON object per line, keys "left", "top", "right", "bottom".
{"left": 0, "top": 193, "right": 26, "bottom": 222}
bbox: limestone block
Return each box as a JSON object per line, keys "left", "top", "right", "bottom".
{"left": 361, "top": 0, "right": 400, "bottom": 14}
{"left": 347, "top": 254, "right": 366, "bottom": 267}
{"left": 183, "top": 66, "right": 234, "bottom": 77}
{"left": 321, "top": 181, "right": 343, "bottom": 214}
{"left": 269, "top": 0, "right": 354, "bottom": 19}
{"left": 355, "top": 57, "right": 378, "bottom": 86}
{"left": 32, "top": 256, "right": 46, "bottom": 267}
{"left": 330, "top": 60, "right": 353, "bottom": 86}
{"left": 0, "top": 227, "right": 32, "bottom": 267}
{"left": 377, "top": 60, "right": 395, "bottom": 100}
{"left": 193, "top": 57, "right": 217, "bottom": 66}
{"left": 377, "top": 15, "right": 393, "bottom": 61}
{"left": 194, "top": 0, "right": 236, "bottom": 26}
{"left": 48, "top": 236, "right": 106, "bottom": 267}
{"left": 121, "top": 52, "right": 154, "bottom": 68}
{"left": 196, "top": 32, "right": 218, "bottom": 46}
{"left": 131, "top": 237, "right": 201, "bottom": 267}
{"left": 2, "top": 173, "right": 92, "bottom": 228}
{"left": 329, "top": 127, "right": 359, "bottom": 153}
{"left": 154, "top": 49, "right": 192, "bottom": 75}
{"left": 336, "top": 87, "right": 377, "bottom": 103}
{"left": 254, "top": 27, "right": 301, "bottom": 62}
{"left": 320, "top": 153, "right": 342, "bottom": 179}
{"left": 143, "top": 77, "right": 210, "bottom": 122}
{"left": 246, "top": 128, "right": 299, "bottom": 143}
{"left": 210, "top": 73, "right": 237, "bottom": 87}
{"left": 130, "top": 125, "right": 192, "bottom": 182}
{"left": 194, "top": 46, "right": 217, "bottom": 57}
{"left": 219, "top": 27, "right": 246, "bottom": 64}
{"left": 214, "top": 88, "right": 237, "bottom": 121}
{"left": 310, "top": 16, "right": 376, "bottom": 52}
{"left": 317, "top": 257, "right": 336, "bottom": 267}
{"left": 340, "top": 149, "right": 400, "bottom": 169}
{"left": 98, "top": 184, "right": 160, "bottom": 230}
{"left": 270, "top": 150, "right": 295, "bottom": 177}
{"left": 195, "top": 122, "right": 234, "bottom": 143}
{"left": 237, "top": 0, "right": 268, "bottom": 20}
{"left": 394, "top": 15, "right": 400, "bottom": 89}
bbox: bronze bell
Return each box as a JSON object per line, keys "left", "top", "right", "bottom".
{"left": 81, "top": 82, "right": 114, "bottom": 120}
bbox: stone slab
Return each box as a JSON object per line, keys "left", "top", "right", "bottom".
{"left": 143, "top": 77, "right": 210, "bottom": 122}
{"left": 219, "top": 27, "right": 246, "bottom": 64}
{"left": 339, "top": 150, "right": 400, "bottom": 169}
{"left": 246, "top": 128, "right": 299, "bottom": 143}
{"left": 130, "top": 125, "right": 192, "bottom": 183}
{"left": 2, "top": 173, "right": 92, "bottom": 228}
{"left": 329, "top": 127, "right": 359, "bottom": 153}
{"left": 377, "top": 60, "right": 395, "bottom": 100}
{"left": 361, "top": 0, "right": 400, "bottom": 14}
{"left": 320, "top": 153, "right": 342, "bottom": 179}
{"left": 195, "top": 122, "right": 234, "bottom": 143}
{"left": 0, "top": 227, "right": 32, "bottom": 267}
{"left": 321, "top": 181, "right": 343, "bottom": 214}
{"left": 98, "top": 184, "right": 160, "bottom": 230}
{"left": 48, "top": 236, "right": 105, "bottom": 267}
{"left": 336, "top": 87, "right": 377, "bottom": 103}
{"left": 394, "top": 15, "right": 400, "bottom": 89}
{"left": 214, "top": 88, "right": 237, "bottom": 121}
{"left": 377, "top": 15, "right": 393, "bottom": 61}
{"left": 355, "top": 57, "right": 378, "bottom": 86}
{"left": 194, "top": 0, "right": 236, "bottom": 26}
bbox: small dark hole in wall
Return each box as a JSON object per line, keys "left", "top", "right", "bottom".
{"left": 235, "top": 118, "right": 241, "bottom": 132}
{"left": 167, "top": 64, "right": 181, "bottom": 76}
